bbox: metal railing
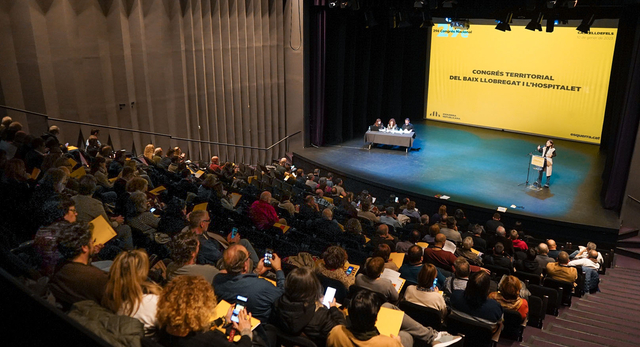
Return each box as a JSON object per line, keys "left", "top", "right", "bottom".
{"left": 628, "top": 195, "right": 640, "bottom": 205}
{"left": 0, "top": 105, "right": 300, "bottom": 161}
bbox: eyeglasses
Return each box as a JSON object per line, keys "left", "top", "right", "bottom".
{"left": 69, "top": 208, "right": 78, "bottom": 213}
{"left": 203, "top": 219, "right": 211, "bottom": 223}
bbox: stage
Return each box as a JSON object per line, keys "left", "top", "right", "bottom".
{"left": 293, "top": 120, "right": 620, "bottom": 244}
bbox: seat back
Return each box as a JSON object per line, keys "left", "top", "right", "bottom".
{"left": 514, "top": 271, "right": 542, "bottom": 286}
{"left": 542, "top": 277, "right": 572, "bottom": 306}
{"left": 263, "top": 324, "right": 318, "bottom": 347}
{"left": 526, "top": 295, "right": 547, "bottom": 329}
{"left": 501, "top": 309, "right": 524, "bottom": 341}
{"left": 445, "top": 309, "right": 497, "bottom": 347}
{"left": 528, "top": 284, "right": 560, "bottom": 316}
{"left": 483, "top": 264, "right": 511, "bottom": 282}
{"left": 398, "top": 301, "right": 444, "bottom": 330}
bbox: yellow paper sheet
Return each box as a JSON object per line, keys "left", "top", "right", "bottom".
{"left": 470, "top": 248, "right": 480, "bottom": 255}
{"left": 389, "top": 252, "right": 405, "bottom": 269}
{"left": 67, "top": 146, "right": 78, "bottom": 151}
{"left": 365, "top": 236, "right": 371, "bottom": 243}
{"left": 376, "top": 307, "right": 404, "bottom": 337}
{"left": 195, "top": 170, "right": 205, "bottom": 178}
{"left": 70, "top": 166, "right": 87, "bottom": 179}
{"left": 193, "top": 202, "right": 208, "bottom": 211}
{"left": 149, "top": 186, "right": 167, "bottom": 195}
{"left": 30, "top": 168, "right": 41, "bottom": 180}
{"left": 322, "top": 196, "right": 334, "bottom": 205}
{"left": 89, "top": 215, "right": 117, "bottom": 245}
{"left": 108, "top": 177, "right": 118, "bottom": 183}
{"left": 416, "top": 242, "right": 429, "bottom": 249}
{"left": 273, "top": 223, "right": 290, "bottom": 233}
{"left": 68, "top": 158, "right": 78, "bottom": 168}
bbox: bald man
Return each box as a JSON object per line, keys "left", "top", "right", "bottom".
{"left": 568, "top": 249, "right": 600, "bottom": 270}
{"left": 547, "top": 239, "right": 560, "bottom": 260}
{"left": 546, "top": 251, "right": 578, "bottom": 285}
{"left": 249, "top": 191, "right": 282, "bottom": 230}
{"left": 209, "top": 156, "right": 221, "bottom": 171}
{"left": 213, "top": 244, "right": 285, "bottom": 322}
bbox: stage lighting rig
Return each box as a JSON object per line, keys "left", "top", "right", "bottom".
{"left": 576, "top": 14, "right": 595, "bottom": 33}
{"left": 495, "top": 12, "right": 513, "bottom": 32}
{"left": 328, "top": 1, "right": 338, "bottom": 9}
{"left": 546, "top": 18, "right": 555, "bottom": 32}
{"left": 525, "top": 12, "right": 544, "bottom": 31}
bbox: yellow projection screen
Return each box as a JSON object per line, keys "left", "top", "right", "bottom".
{"left": 426, "top": 24, "right": 617, "bottom": 144}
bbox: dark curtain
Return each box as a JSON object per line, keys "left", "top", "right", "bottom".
{"left": 600, "top": 5, "right": 640, "bottom": 211}
{"left": 309, "top": 4, "right": 429, "bottom": 146}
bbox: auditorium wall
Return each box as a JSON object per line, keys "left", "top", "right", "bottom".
{"left": 0, "top": 0, "right": 305, "bottom": 164}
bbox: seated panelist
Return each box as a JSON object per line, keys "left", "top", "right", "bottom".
{"left": 387, "top": 118, "right": 398, "bottom": 131}
{"left": 370, "top": 118, "right": 383, "bottom": 131}
{"left": 402, "top": 118, "right": 414, "bottom": 131}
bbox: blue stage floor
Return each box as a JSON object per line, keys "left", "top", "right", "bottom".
{"left": 295, "top": 120, "right": 619, "bottom": 229}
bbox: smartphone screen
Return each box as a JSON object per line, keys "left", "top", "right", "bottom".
{"left": 345, "top": 266, "right": 354, "bottom": 276}
{"left": 231, "top": 227, "right": 238, "bottom": 239}
{"left": 432, "top": 279, "right": 438, "bottom": 289}
{"left": 395, "top": 197, "right": 399, "bottom": 203}
{"left": 264, "top": 249, "right": 273, "bottom": 267}
{"left": 231, "top": 295, "right": 248, "bottom": 323}
{"left": 372, "top": 197, "right": 377, "bottom": 203}
{"left": 150, "top": 207, "right": 156, "bottom": 213}
{"left": 322, "top": 287, "right": 336, "bottom": 308}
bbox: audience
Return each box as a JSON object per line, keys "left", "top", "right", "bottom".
{"left": 488, "top": 275, "right": 529, "bottom": 321}
{"left": 546, "top": 251, "right": 578, "bottom": 285}
{"left": 450, "top": 271, "right": 503, "bottom": 323}
{"left": 443, "top": 258, "right": 471, "bottom": 297}
{"left": 316, "top": 246, "right": 355, "bottom": 288}
{"left": 455, "top": 236, "right": 484, "bottom": 266}
{"left": 355, "top": 257, "right": 399, "bottom": 304}
{"left": 166, "top": 230, "right": 220, "bottom": 283}
{"left": 403, "top": 263, "right": 448, "bottom": 316}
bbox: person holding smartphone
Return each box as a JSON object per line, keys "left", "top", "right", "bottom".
{"left": 213, "top": 245, "right": 285, "bottom": 322}
{"left": 156, "top": 276, "right": 253, "bottom": 346}
{"left": 271, "top": 268, "right": 346, "bottom": 346}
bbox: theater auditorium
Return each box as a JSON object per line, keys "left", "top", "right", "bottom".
{"left": 1, "top": 1, "right": 640, "bottom": 346}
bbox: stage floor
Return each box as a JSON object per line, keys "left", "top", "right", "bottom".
{"left": 295, "top": 120, "right": 619, "bottom": 229}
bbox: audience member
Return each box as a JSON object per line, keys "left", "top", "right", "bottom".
{"left": 440, "top": 216, "right": 462, "bottom": 243}
{"left": 546, "top": 239, "right": 560, "bottom": 260}
{"left": 396, "top": 230, "right": 421, "bottom": 253}
{"left": 401, "top": 201, "right": 420, "bottom": 220}
{"left": 355, "top": 257, "right": 399, "bottom": 304}
{"left": 371, "top": 243, "right": 399, "bottom": 271}
{"left": 166, "top": 230, "right": 220, "bottom": 283}
{"left": 271, "top": 267, "right": 346, "bottom": 345}
{"left": 485, "top": 213, "right": 504, "bottom": 235}
{"left": 370, "top": 224, "right": 397, "bottom": 250}
{"left": 516, "top": 248, "right": 543, "bottom": 275}
{"left": 213, "top": 244, "right": 284, "bottom": 322}
{"left": 357, "top": 201, "right": 379, "bottom": 224}
{"left": 424, "top": 234, "right": 484, "bottom": 274}
{"left": 443, "top": 258, "right": 471, "bottom": 297}
{"left": 569, "top": 242, "right": 604, "bottom": 265}
{"left": 249, "top": 191, "right": 281, "bottom": 230}
{"left": 535, "top": 243, "right": 555, "bottom": 269}
{"left": 102, "top": 249, "right": 161, "bottom": 334}
{"left": 510, "top": 229, "right": 528, "bottom": 252}
{"left": 450, "top": 271, "right": 503, "bottom": 323}
{"left": 316, "top": 246, "right": 355, "bottom": 288}
{"left": 156, "top": 275, "right": 252, "bottom": 346}
{"left": 568, "top": 249, "right": 601, "bottom": 270}
{"left": 33, "top": 197, "right": 77, "bottom": 277}
{"left": 455, "top": 236, "right": 483, "bottom": 266}
{"left": 403, "top": 263, "right": 448, "bottom": 316}
{"left": 488, "top": 275, "right": 529, "bottom": 321}
{"left": 546, "top": 251, "right": 578, "bottom": 285}
{"left": 483, "top": 243, "right": 513, "bottom": 269}
{"left": 380, "top": 206, "right": 402, "bottom": 230}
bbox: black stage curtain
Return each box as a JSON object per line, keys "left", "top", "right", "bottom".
{"left": 600, "top": 5, "right": 640, "bottom": 211}
{"left": 309, "top": 3, "right": 429, "bottom": 146}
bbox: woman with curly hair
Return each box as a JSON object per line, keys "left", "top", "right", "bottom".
{"left": 102, "top": 250, "right": 162, "bottom": 335}
{"left": 316, "top": 246, "right": 354, "bottom": 289}
{"left": 156, "top": 275, "right": 253, "bottom": 347}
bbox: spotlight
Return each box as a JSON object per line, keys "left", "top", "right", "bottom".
{"left": 414, "top": 0, "right": 425, "bottom": 8}
{"left": 340, "top": 1, "right": 349, "bottom": 9}
{"left": 328, "top": 1, "right": 338, "bottom": 9}
{"left": 525, "top": 12, "right": 543, "bottom": 31}
{"left": 577, "top": 14, "right": 595, "bottom": 33}
{"left": 546, "top": 18, "right": 555, "bottom": 32}
{"left": 495, "top": 13, "right": 513, "bottom": 32}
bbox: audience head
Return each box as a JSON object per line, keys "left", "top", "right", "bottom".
{"left": 464, "top": 271, "right": 491, "bottom": 308}
{"left": 322, "top": 246, "right": 347, "bottom": 270}
{"left": 407, "top": 201, "right": 416, "bottom": 210}
{"left": 498, "top": 275, "right": 522, "bottom": 301}
{"left": 434, "top": 233, "right": 447, "bottom": 246}
{"left": 100, "top": 146, "right": 114, "bottom": 158}
{"left": 349, "top": 289, "right": 383, "bottom": 333}
{"left": 417, "top": 263, "right": 438, "bottom": 289}
{"left": 510, "top": 229, "right": 519, "bottom": 240}
{"left": 557, "top": 251, "right": 570, "bottom": 265}
{"left": 420, "top": 214, "right": 429, "bottom": 225}
{"left": 361, "top": 200, "right": 371, "bottom": 212}
{"left": 496, "top": 226, "right": 506, "bottom": 237}
{"left": 170, "top": 231, "right": 199, "bottom": 266}
{"left": 260, "top": 191, "right": 272, "bottom": 202}
{"left": 493, "top": 213, "right": 501, "bottom": 221}
{"left": 188, "top": 210, "right": 210, "bottom": 233}
{"left": 121, "top": 166, "right": 135, "bottom": 180}
{"left": 438, "top": 205, "right": 447, "bottom": 216}
{"left": 373, "top": 244, "right": 392, "bottom": 262}
{"left": 446, "top": 216, "right": 456, "bottom": 229}
{"left": 408, "top": 230, "right": 421, "bottom": 243}
{"left": 588, "top": 249, "right": 599, "bottom": 260}
{"left": 454, "top": 209, "right": 465, "bottom": 220}
{"left": 364, "top": 257, "right": 385, "bottom": 279}
{"left": 315, "top": 188, "right": 324, "bottom": 197}
{"left": 126, "top": 177, "right": 148, "bottom": 193}
{"left": 454, "top": 257, "right": 471, "bottom": 278}
{"left": 406, "top": 245, "right": 423, "bottom": 264}
{"left": 472, "top": 224, "right": 484, "bottom": 236}
{"left": 346, "top": 218, "right": 362, "bottom": 235}
{"left": 284, "top": 267, "right": 322, "bottom": 304}
{"left": 494, "top": 242, "right": 505, "bottom": 255}
{"left": 322, "top": 208, "right": 333, "bottom": 221}
{"left": 537, "top": 243, "right": 549, "bottom": 255}
{"left": 547, "top": 239, "right": 557, "bottom": 250}
{"left": 222, "top": 244, "right": 250, "bottom": 275}
{"left": 586, "top": 242, "right": 597, "bottom": 251}
{"left": 3, "top": 158, "right": 27, "bottom": 181}
{"left": 526, "top": 247, "right": 537, "bottom": 261}
{"left": 429, "top": 224, "right": 440, "bottom": 237}
{"left": 462, "top": 236, "right": 474, "bottom": 251}
{"left": 78, "top": 174, "right": 97, "bottom": 196}
{"left": 57, "top": 223, "right": 93, "bottom": 261}
{"left": 130, "top": 191, "right": 149, "bottom": 215}
{"left": 103, "top": 249, "right": 161, "bottom": 316}
{"left": 385, "top": 206, "right": 395, "bottom": 216}
{"left": 376, "top": 224, "right": 389, "bottom": 237}
{"left": 157, "top": 276, "right": 217, "bottom": 336}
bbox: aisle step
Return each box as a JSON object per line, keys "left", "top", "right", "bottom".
{"left": 546, "top": 323, "right": 637, "bottom": 347}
